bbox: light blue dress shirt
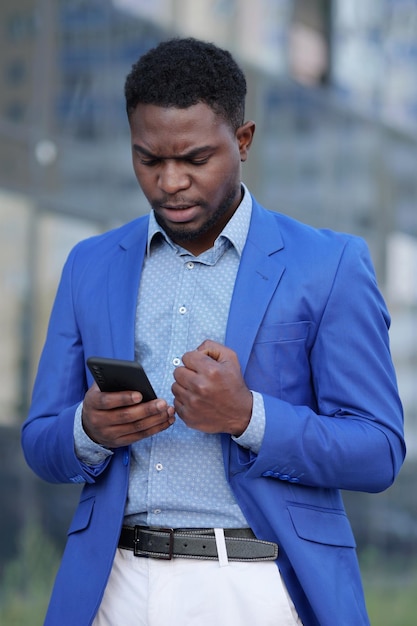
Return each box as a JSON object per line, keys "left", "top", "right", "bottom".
{"left": 75, "top": 185, "right": 265, "bottom": 528}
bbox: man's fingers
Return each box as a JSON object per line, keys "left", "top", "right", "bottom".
{"left": 84, "top": 402, "right": 175, "bottom": 448}
{"left": 196, "top": 339, "right": 230, "bottom": 362}
{"left": 90, "top": 386, "right": 143, "bottom": 411}
{"left": 182, "top": 341, "right": 235, "bottom": 373}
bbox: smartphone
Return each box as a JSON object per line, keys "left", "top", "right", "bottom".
{"left": 87, "top": 356, "right": 156, "bottom": 402}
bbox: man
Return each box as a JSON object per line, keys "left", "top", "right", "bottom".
{"left": 22, "top": 38, "right": 405, "bottom": 625}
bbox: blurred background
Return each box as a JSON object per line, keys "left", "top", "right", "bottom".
{"left": 0, "top": 1, "right": 416, "bottom": 624}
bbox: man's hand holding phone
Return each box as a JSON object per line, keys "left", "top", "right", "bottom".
{"left": 83, "top": 357, "right": 175, "bottom": 448}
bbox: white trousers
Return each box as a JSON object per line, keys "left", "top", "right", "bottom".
{"left": 93, "top": 548, "right": 302, "bottom": 626}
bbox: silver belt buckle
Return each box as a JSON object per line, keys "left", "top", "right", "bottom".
{"left": 133, "top": 526, "right": 175, "bottom": 560}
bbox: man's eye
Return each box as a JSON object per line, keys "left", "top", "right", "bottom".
{"left": 140, "top": 159, "right": 159, "bottom": 166}
{"left": 140, "top": 159, "right": 159, "bottom": 167}
{"left": 190, "top": 158, "right": 209, "bottom": 166}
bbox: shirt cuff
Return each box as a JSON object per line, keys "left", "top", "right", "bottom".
{"left": 232, "top": 391, "right": 265, "bottom": 453}
{"left": 74, "top": 402, "right": 114, "bottom": 465}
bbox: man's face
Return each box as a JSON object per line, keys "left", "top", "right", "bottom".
{"left": 129, "top": 102, "right": 254, "bottom": 255}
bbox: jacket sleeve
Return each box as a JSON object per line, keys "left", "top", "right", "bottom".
{"left": 21, "top": 245, "right": 112, "bottom": 484}
{"left": 242, "top": 236, "right": 406, "bottom": 493}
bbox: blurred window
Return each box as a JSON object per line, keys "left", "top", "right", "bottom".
{"left": 4, "top": 101, "right": 25, "bottom": 122}
{"left": 5, "top": 59, "right": 26, "bottom": 86}
{"left": 5, "top": 12, "right": 36, "bottom": 42}
{"left": 289, "top": 0, "right": 331, "bottom": 85}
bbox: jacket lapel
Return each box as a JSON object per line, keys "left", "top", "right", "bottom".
{"left": 106, "top": 217, "right": 149, "bottom": 359}
{"left": 226, "top": 199, "right": 285, "bottom": 374}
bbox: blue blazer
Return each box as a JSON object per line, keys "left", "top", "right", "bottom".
{"left": 22, "top": 197, "right": 405, "bottom": 625}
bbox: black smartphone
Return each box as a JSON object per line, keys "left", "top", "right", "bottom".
{"left": 87, "top": 356, "right": 157, "bottom": 402}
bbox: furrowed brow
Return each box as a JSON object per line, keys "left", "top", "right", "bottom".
{"left": 133, "top": 144, "right": 213, "bottom": 160}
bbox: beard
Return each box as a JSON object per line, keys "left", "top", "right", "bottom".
{"left": 153, "top": 184, "right": 240, "bottom": 246}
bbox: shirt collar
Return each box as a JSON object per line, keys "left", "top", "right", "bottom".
{"left": 146, "top": 184, "right": 252, "bottom": 258}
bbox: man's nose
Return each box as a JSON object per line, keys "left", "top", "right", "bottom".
{"left": 158, "top": 161, "right": 191, "bottom": 194}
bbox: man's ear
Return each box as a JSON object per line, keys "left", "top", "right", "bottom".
{"left": 237, "top": 121, "right": 256, "bottom": 162}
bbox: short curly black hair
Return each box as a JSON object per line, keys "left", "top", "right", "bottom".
{"left": 124, "top": 37, "right": 247, "bottom": 130}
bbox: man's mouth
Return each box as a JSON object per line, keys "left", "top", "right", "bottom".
{"left": 161, "top": 204, "right": 194, "bottom": 210}
{"left": 157, "top": 203, "right": 200, "bottom": 223}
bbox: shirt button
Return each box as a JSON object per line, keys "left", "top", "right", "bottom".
{"left": 186, "top": 261, "right": 194, "bottom": 269}
{"left": 154, "top": 509, "right": 161, "bottom": 515}
{"left": 155, "top": 463, "right": 163, "bottom": 471}
{"left": 179, "top": 305, "right": 187, "bottom": 314}
{"left": 173, "top": 357, "right": 181, "bottom": 366}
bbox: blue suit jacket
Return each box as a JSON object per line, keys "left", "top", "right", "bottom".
{"left": 22, "top": 197, "right": 405, "bottom": 625}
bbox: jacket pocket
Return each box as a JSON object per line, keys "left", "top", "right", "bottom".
{"left": 254, "top": 321, "right": 312, "bottom": 344}
{"left": 67, "top": 495, "right": 95, "bottom": 535}
{"left": 246, "top": 321, "right": 314, "bottom": 402}
{"left": 287, "top": 503, "right": 356, "bottom": 548}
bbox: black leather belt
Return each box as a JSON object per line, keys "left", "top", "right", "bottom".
{"left": 119, "top": 526, "right": 278, "bottom": 562}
